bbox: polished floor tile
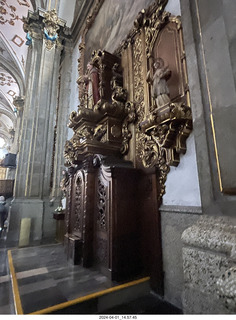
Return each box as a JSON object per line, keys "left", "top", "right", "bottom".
{"left": 0, "top": 275, "right": 10, "bottom": 283}
{"left": 0, "top": 303, "right": 15, "bottom": 314}
{"left": 17, "top": 272, "right": 51, "bottom": 286}
{"left": 16, "top": 267, "right": 48, "bottom": 279}
{"left": 21, "top": 286, "right": 68, "bottom": 314}
{"left": 20, "top": 278, "right": 57, "bottom": 295}
{"left": 10, "top": 244, "right": 113, "bottom": 314}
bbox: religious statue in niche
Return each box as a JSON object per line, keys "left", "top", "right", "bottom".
{"left": 147, "top": 57, "right": 171, "bottom": 109}
{"left": 80, "top": 61, "right": 100, "bottom": 109}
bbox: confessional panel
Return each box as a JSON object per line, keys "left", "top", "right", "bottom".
{"left": 70, "top": 171, "right": 84, "bottom": 239}
{"left": 137, "top": 172, "right": 163, "bottom": 294}
{"left": 65, "top": 168, "right": 96, "bottom": 267}
{"left": 94, "top": 164, "right": 142, "bottom": 281}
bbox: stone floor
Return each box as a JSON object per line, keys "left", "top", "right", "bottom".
{"left": 0, "top": 243, "right": 15, "bottom": 314}
{"left": 6, "top": 243, "right": 115, "bottom": 314}
{"left": 0, "top": 237, "right": 182, "bottom": 315}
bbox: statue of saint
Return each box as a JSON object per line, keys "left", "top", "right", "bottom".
{"left": 147, "top": 58, "right": 171, "bottom": 109}
{"left": 83, "top": 62, "right": 100, "bottom": 109}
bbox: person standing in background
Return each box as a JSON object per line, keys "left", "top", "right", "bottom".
{"left": 0, "top": 196, "right": 7, "bottom": 238}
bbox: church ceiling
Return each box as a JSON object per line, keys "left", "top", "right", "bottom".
{"left": 0, "top": 0, "right": 33, "bottom": 150}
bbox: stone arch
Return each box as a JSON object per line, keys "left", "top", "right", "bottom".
{"left": 0, "top": 105, "right": 16, "bottom": 126}
{"left": 0, "top": 60, "right": 25, "bottom": 97}
{"left": 0, "top": 32, "right": 25, "bottom": 96}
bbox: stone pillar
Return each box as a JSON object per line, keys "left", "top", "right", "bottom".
{"left": 181, "top": 216, "right": 236, "bottom": 314}
{"left": 8, "top": 9, "right": 69, "bottom": 244}
{"left": 6, "top": 97, "right": 24, "bottom": 180}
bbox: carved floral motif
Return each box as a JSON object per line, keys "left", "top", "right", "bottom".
{"left": 121, "top": 101, "right": 136, "bottom": 155}
{"left": 74, "top": 176, "right": 83, "bottom": 232}
{"left": 97, "top": 175, "right": 106, "bottom": 230}
{"left": 133, "top": 35, "right": 145, "bottom": 122}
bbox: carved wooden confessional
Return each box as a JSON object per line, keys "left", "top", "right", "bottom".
{"left": 62, "top": 0, "right": 192, "bottom": 293}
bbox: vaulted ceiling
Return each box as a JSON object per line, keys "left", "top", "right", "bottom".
{"left": 0, "top": 0, "right": 35, "bottom": 152}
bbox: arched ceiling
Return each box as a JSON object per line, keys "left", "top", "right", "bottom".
{"left": 0, "top": 0, "right": 33, "bottom": 150}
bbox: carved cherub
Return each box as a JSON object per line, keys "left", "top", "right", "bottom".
{"left": 147, "top": 57, "right": 171, "bottom": 109}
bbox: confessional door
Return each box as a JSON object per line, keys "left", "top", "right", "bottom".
{"left": 138, "top": 172, "right": 163, "bottom": 294}
{"left": 65, "top": 169, "right": 95, "bottom": 267}
{"left": 93, "top": 164, "right": 142, "bottom": 282}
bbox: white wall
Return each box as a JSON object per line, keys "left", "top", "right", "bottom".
{"left": 165, "top": 0, "right": 181, "bottom": 16}
{"left": 162, "top": 133, "right": 202, "bottom": 206}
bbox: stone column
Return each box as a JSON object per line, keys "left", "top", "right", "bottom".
{"left": 8, "top": 8, "right": 69, "bottom": 244}
{"left": 43, "top": 40, "right": 73, "bottom": 240}
{"left": 6, "top": 97, "right": 24, "bottom": 180}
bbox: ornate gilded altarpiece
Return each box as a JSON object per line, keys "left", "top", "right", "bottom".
{"left": 73, "top": 0, "right": 191, "bottom": 199}
{"left": 114, "top": 0, "right": 191, "bottom": 200}
{"left": 62, "top": 0, "right": 192, "bottom": 290}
